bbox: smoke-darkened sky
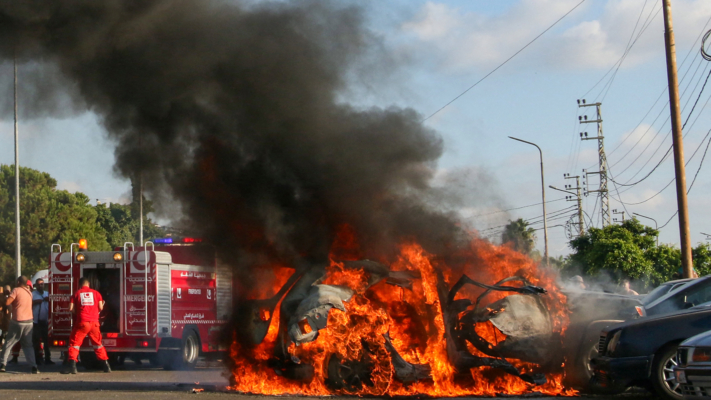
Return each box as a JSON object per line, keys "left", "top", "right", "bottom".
{"left": 0, "top": 0, "right": 469, "bottom": 267}
{"left": 1, "top": 1, "right": 711, "bottom": 257}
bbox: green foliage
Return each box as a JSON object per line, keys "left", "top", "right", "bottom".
{"left": 0, "top": 165, "right": 165, "bottom": 284}
{"left": 501, "top": 218, "right": 536, "bottom": 254}
{"left": 565, "top": 218, "right": 710, "bottom": 287}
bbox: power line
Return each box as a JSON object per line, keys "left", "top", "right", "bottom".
{"left": 422, "top": 0, "right": 587, "bottom": 122}
{"left": 609, "top": 67, "right": 711, "bottom": 187}
{"left": 584, "top": 14, "right": 711, "bottom": 170}
{"left": 612, "top": 128, "right": 711, "bottom": 206}
{"left": 464, "top": 198, "right": 566, "bottom": 219}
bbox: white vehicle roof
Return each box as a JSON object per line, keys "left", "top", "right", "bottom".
{"left": 30, "top": 269, "right": 49, "bottom": 285}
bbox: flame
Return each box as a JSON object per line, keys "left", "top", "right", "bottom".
{"left": 229, "top": 231, "right": 576, "bottom": 397}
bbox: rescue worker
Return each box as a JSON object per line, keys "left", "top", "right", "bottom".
{"left": 62, "top": 277, "right": 110, "bottom": 374}
{"left": 0, "top": 276, "right": 39, "bottom": 374}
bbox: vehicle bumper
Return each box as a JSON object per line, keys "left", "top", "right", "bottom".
{"left": 592, "top": 355, "right": 651, "bottom": 388}
{"left": 675, "top": 366, "right": 711, "bottom": 398}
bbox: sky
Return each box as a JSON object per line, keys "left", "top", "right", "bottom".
{"left": 2, "top": 0, "right": 711, "bottom": 257}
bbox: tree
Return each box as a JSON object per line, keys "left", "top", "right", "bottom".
{"left": 565, "top": 218, "right": 711, "bottom": 287}
{"left": 501, "top": 218, "right": 536, "bottom": 254}
{"left": 0, "top": 165, "right": 110, "bottom": 283}
{"left": 95, "top": 201, "right": 165, "bottom": 249}
{"left": 0, "top": 165, "right": 166, "bottom": 284}
{"left": 566, "top": 219, "right": 658, "bottom": 284}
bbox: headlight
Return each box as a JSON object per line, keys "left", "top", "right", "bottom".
{"left": 607, "top": 331, "right": 622, "bottom": 354}
{"left": 692, "top": 347, "right": 711, "bottom": 363}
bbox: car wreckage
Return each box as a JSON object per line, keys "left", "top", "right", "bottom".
{"left": 233, "top": 259, "right": 566, "bottom": 391}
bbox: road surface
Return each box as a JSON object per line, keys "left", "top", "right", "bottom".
{"left": 0, "top": 358, "right": 651, "bottom": 399}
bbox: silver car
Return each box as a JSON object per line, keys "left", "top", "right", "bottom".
{"left": 675, "top": 329, "right": 711, "bottom": 398}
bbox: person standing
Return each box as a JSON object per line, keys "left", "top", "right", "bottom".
{"left": 32, "top": 278, "right": 53, "bottom": 365}
{"left": 619, "top": 279, "right": 640, "bottom": 296}
{"left": 62, "top": 277, "right": 110, "bottom": 374}
{"left": 0, "top": 286, "right": 7, "bottom": 346}
{"left": 0, "top": 276, "right": 38, "bottom": 374}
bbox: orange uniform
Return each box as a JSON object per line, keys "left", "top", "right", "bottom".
{"left": 67, "top": 287, "right": 107, "bottom": 362}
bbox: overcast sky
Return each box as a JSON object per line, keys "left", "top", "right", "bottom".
{"left": 2, "top": 0, "right": 711, "bottom": 257}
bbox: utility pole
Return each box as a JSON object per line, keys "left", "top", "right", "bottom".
{"left": 139, "top": 175, "right": 143, "bottom": 246}
{"left": 578, "top": 99, "right": 611, "bottom": 227}
{"left": 612, "top": 209, "right": 626, "bottom": 223}
{"left": 564, "top": 173, "right": 584, "bottom": 236}
{"left": 663, "top": 0, "right": 693, "bottom": 278}
{"left": 14, "top": 53, "right": 21, "bottom": 277}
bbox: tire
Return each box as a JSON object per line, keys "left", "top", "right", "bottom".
{"left": 651, "top": 344, "right": 684, "bottom": 400}
{"left": 161, "top": 329, "right": 200, "bottom": 370}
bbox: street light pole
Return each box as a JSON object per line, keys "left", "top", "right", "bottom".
{"left": 509, "top": 136, "right": 548, "bottom": 267}
{"left": 633, "top": 212, "right": 659, "bottom": 246}
{"left": 14, "top": 52, "right": 21, "bottom": 278}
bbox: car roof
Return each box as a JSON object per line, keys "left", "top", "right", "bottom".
{"left": 645, "top": 276, "right": 711, "bottom": 310}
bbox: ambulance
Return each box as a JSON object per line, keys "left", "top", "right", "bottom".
{"left": 47, "top": 239, "right": 232, "bottom": 369}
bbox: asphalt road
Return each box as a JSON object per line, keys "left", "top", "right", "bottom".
{"left": 0, "top": 358, "right": 652, "bottom": 400}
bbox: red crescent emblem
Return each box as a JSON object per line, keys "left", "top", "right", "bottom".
{"left": 131, "top": 251, "right": 148, "bottom": 271}
{"left": 54, "top": 253, "right": 71, "bottom": 272}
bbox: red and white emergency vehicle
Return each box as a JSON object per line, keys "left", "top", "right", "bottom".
{"left": 47, "top": 239, "right": 232, "bottom": 369}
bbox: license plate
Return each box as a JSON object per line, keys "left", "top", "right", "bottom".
{"left": 676, "top": 370, "right": 687, "bottom": 384}
{"left": 103, "top": 339, "right": 116, "bottom": 347}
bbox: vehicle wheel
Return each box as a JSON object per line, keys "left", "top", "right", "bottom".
{"left": 575, "top": 342, "right": 625, "bottom": 394}
{"left": 651, "top": 344, "right": 683, "bottom": 400}
{"left": 162, "top": 330, "right": 200, "bottom": 370}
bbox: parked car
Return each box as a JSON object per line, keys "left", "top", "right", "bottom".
{"left": 674, "top": 329, "right": 711, "bottom": 399}
{"left": 639, "top": 276, "right": 711, "bottom": 317}
{"left": 561, "top": 289, "right": 642, "bottom": 390}
{"left": 592, "top": 303, "right": 711, "bottom": 399}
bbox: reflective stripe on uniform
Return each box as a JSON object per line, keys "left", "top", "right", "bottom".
{"left": 93, "top": 345, "right": 103, "bottom": 349}
{"left": 71, "top": 345, "right": 80, "bottom": 349}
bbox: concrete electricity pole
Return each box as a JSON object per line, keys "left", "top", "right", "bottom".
{"left": 578, "top": 100, "right": 611, "bottom": 227}
{"left": 14, "top": 54, "right": 21, "bottom": 277}
{"left": 612, "top": 209, "right": 626, "bottom": 223}
{"left": 550, "top": 174, "right": 584, "bottom": 238}
{"left": 565, "top": 174, "right": 585, "bottom": 236}
{"left": 662, "top": 0, "right": 693, "bottom": 278}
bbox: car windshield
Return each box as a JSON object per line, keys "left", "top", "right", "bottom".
{"left": 643, "top": 283, "right": 676, "bottom": 306}
{"left": 647, "top": 277, "right": 711, "bottom": 316}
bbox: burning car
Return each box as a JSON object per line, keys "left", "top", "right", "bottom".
{"left": 229, "top": 241, "right": 575, "bottom": 397}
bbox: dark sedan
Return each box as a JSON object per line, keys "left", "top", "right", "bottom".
{"left": 592, "top": 305, "right": 711, "bottom": 400}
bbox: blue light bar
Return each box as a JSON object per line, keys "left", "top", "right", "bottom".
{"left": 153, "top": 238, "right": 173, "bottom": 244}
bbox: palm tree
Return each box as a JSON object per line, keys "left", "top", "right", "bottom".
{"left": 501, "top": 218, "right": 536, "bottom": 254}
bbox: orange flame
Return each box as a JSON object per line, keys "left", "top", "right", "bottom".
{"left": 229, "top": 231, "right": 576, "bottom": 397}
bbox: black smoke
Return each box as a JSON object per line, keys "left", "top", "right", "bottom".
{"left": 0, "top": 0, "right": 465, "bottom": 273}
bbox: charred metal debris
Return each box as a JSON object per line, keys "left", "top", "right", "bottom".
{"left": 234, "top": 260, "right": 551, "bottom": 388}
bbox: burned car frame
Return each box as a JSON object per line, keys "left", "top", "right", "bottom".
{"left": 233, "top": 259, "right": 556, "bottom": 391}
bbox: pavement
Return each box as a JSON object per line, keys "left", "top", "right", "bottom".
{"left": 0, "top": 357, "right": 652, "bottom": 399}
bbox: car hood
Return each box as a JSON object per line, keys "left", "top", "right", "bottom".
{"left": 604, "top": 307, "right": 711, "bottom": 334}
{"left": 681, "top": 329, "right": 711, "bottom": 347}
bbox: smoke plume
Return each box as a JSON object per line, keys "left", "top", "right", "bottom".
{"left": 0, "top": 1, "right": 466, "bottom": 273}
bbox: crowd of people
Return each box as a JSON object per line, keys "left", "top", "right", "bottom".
{"left": 0, "top": 275, "right": 110, "bottom": 374}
